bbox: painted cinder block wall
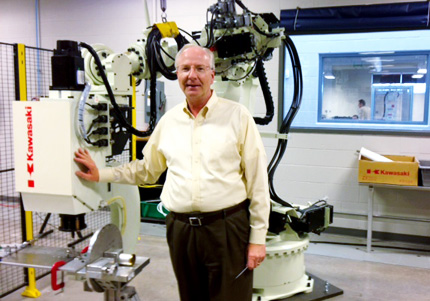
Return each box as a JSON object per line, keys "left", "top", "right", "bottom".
{"left": 1, "top": 0, "right": 429, "bottom": 237}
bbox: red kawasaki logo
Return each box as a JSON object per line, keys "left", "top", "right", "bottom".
{"left": 366, "top": 169, "right": 410, "bottom": 176}
{"left": 26, "top": 106, "right": 34, "bottom": 188}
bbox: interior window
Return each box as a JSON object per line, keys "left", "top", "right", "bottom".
{"left": 320, "top": 53, "right": 428, "bottom": 124}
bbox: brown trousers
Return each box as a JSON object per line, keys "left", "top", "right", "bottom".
{"left": 165, "top": 204, "right": 252, "bottom": 301}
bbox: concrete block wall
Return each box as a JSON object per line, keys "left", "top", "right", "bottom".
{"left": 273, "top": 133, "right": 430, "bottom": 236}
{"left": 1, "top": 0, "right": 429, "bottom": 237}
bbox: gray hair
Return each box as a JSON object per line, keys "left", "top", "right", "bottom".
{"left": 175, "top": 44, "right": 215, "bottom": 70}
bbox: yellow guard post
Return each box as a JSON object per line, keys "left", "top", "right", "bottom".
{"left": 16, "top": 43, "right": 41, "bottom": 298}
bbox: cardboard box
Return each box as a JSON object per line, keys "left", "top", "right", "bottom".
{"left": 358, "top": 154, "right": 419, "bottom": 186}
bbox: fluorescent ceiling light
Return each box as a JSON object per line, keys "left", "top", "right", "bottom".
{"left": 359, "top": 51, "right": 395, "bottom": 55}
{"left": 417, "top": 68, "right": 427, "bottom": 74}
{"left": 412, "top": 74, "right": 424, "bottom": 79}
{"left": 324, "top": 75, "right": 335, "bottom": 79}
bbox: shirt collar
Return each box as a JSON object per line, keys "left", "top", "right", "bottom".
{"left": 182, "top": 90, "right": 219, "bottom": 119}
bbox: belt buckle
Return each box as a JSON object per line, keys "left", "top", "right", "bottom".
{"left": 189, "top": 216, "right": 202, "bottom": 226}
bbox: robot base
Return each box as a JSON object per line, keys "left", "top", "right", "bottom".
{"left": 253, "top": 232, "right": 313, "bottom": 301}
{"left": 253, "top": 273, "right": 313, "bottom": 301}
{"left": 252, "top": 227, "right": 343, "bottom": 301}
{"left": 253, "top": 273, "right": 344, "bottom": 301}
{"left": 286, "top": 273, "right": 343, "bottom": 301}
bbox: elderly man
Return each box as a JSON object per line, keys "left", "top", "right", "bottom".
{"left": 75, "top": 44, "right": 270, "bottom": 301}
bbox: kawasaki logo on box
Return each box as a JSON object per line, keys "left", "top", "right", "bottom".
{"left": 358, "top": 154, "right": 418, "bottom": 186}
{"left": 366, "top": 169, "right": 410, "bottom": 176}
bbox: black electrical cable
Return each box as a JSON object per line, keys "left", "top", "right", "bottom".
{"left": 145, "top": 28, "right": 177, "bottom": 80}
{"left": 268, "top": 36, "right": 302, "bottom": 189}
{"left": 205, "top": 10, "right": 212, "bottom": 47}
{"left": 269, "top": 142, "right": 290, "bottom": 206}
{"left": 86, "top": 120, "right": 95, "bottom": 135}
{"left": 278, "top": 37, "right": 302, "bottom": 135}
{"left": 144, "top": 25, "right": 189, "bottom": 133}
{"left": 253, "top": 23, "right": 280, "bottom": 38}
{"left": 145, "top": 29, "right": 172, "bottom": 134}
{"left": 79, "top": 42, "right": 154, "bottom": 137}
{"left": 205, "top": 7, "right": 218, "bottom": 48}
{"left": 253, "top": 59, "right": 274, "bottom": 125}
{"left": 146, "top": 25, "right": 189, "bottom": 79}
{"left": 296, "top": 200, "right": 328, "bottom": 216}
{"left": 267, "top": 35, "right": 303, "bottom": 208}
{"left": 156, "top": 39, "right": 175, "bottom": 61}
{"left": 80, "top": 25, "right": 189, "bottom": 138}
{"left": 178, "top": 28, "right": 201, "bottom": 45}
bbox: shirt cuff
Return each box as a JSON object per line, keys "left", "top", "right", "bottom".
{"left": 98, "top": 168, "right": 116, "bottom": 183}
{"left": 249, "top": 228, "right": 267, "bottom": 245}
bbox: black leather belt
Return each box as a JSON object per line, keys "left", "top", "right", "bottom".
{"left": 170, "top": 200, "right": 249, "bottom": 226}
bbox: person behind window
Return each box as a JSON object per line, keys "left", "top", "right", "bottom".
{"left": 358, "top": 99, "right": 371, "bottom": 120}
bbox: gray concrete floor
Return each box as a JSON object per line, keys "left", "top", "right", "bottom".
{"left": 3, "top": 225, "right": 430, "bottom": 301}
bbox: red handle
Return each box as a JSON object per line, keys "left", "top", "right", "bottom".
{"left": 51, "top": 261, "right": 66, "bottom": 291}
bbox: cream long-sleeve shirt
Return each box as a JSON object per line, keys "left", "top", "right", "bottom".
{"left": 99, "top": 91, "right": 270, "bottom": 244}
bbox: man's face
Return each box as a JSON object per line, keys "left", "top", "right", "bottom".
{"left": 176, "top": 47, "right": 215, "bottom": 103}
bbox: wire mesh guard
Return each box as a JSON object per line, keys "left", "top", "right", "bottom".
{"left": 0, "top": 44, "right": 128, "bottom": 298}
{"left": 0, "top": 42, "right": 24, "bottom": 298}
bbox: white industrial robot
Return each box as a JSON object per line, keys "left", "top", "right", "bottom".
{"left": 4, "top": 1, "right": 336, "bottom": 300}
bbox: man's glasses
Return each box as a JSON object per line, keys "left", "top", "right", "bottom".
{"left": 177, "top": 65, "right": 212, "bottom": 75}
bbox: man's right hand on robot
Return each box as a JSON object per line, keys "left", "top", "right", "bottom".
{"left": 74, "top": 148, "right": 100, "bottom": 182}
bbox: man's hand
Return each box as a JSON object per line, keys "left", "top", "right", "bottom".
{"left": 74, "top": 148, "right": 100, "bottom": 182}
{"left": 247, "top": 243, "right": 266, "bottom": 270}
